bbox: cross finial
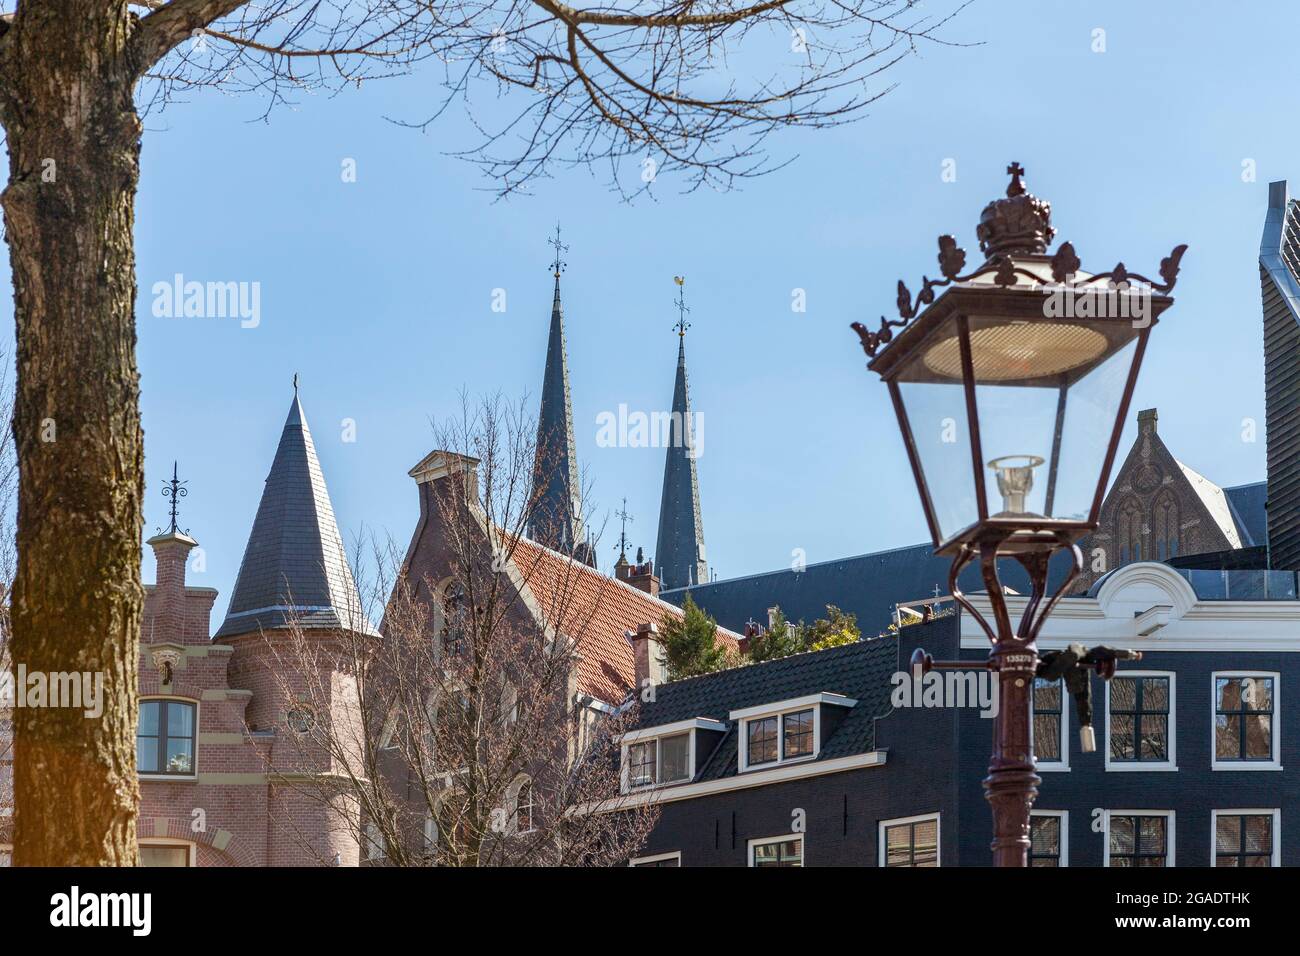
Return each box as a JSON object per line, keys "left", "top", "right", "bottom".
{"left": 159, "top": 460, "right": 189, "bottom": 536}
{"left": 293, "top": 372, "right": 299, "bottom": 395}
{"left": 548, "top": 223, "right": 569, "bottom": 278}
{"left": 614, "top": 497, "right": 634, "bottom": 561}
{"left": 1006, "top": 161, "right": 1026, "bottom": 197}
{"left": 672, "top": 275, "right": 690, "bottom": 337}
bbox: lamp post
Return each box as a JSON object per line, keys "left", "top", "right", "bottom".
{"left": 852, "top": 163, "right": 1188, "bottom": 866}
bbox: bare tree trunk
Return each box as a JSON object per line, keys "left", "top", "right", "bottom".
{"left": 0, "top": 3, "right": 144, "bottom": 866}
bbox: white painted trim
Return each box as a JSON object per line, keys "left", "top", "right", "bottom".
{"left": 878, "top": 812, "right": 941, "bottom": 867}
{"left": 1210, "top": 809, "right": 1280, "bottom": 867}
{"left": 1210, "top": 672, "right": 1282, "bottom": 771}
{"left": 1030, "top": 810, "right": 1069, "bottom": 867}
{"left": 1104, "top": 672, "right": 1177, "bottom": 772}
{"left": 1102, "top": 810, "right": 1175, "bottom": 867}
{"left": 607, "top": 750, "right": 887, "bottom": 809}
{"left": 737, "top": 702, "right": 832, "bottom": 773}
{"left": 621, "top": 729, "right": 696, "bottom": 793}
{"left": 620, "top": 718, "right": 728, "bottom": 743}
{"left": 1032, "top": 676, "right": 1070, "bottom": 772}
{"left": 747, "top": 833, "right": 804, "bottom": 867}
{"left": 629, "top": 851, "right": 681, "bottom": 867}
{"left": 729, "top": 693, "right": 856, "bottom": 721}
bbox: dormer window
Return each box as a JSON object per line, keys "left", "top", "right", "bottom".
{"left": 731, "top": 694, "right": 856, "bottom": 773}
{"left": 620, "top": 719, "right": 727, "bottom": 792}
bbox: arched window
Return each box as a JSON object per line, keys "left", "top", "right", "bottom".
{"left": 138, "top": 699, "right": 197, "bottom": 776}
{"left": 1117, "top": 498, "right": 1143, "bottom": 568}
{"left": 1152, "top": 490, "right": 1179, "bottom": 563}
{"left": 515, "top": 779, "right": 536, "bottom": 835}
{"left": 439, "top": 581, "right": 467, "bottom": 657}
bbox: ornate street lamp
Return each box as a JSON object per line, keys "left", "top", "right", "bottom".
{"left": 852, "top": 163, "right": 1187, "bottom": 866}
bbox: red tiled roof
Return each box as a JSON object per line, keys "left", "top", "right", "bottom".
{"left": 511, "top": 537, "right": 742, "bottom": 704}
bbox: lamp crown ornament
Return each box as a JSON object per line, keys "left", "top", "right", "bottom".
{"left": 975, "top": 161, "right": 1056, "bottom": 259}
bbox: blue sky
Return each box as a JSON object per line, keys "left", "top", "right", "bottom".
{"left": 1, "top": 1, "right": 1290, "bottom": 626}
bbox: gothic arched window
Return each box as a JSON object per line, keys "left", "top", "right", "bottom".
{"left": 1153, "top": 490, "right": 1179, "bottom": 562}
{"left": 1117, "top": 498, "right": 1143, "bottom": 567}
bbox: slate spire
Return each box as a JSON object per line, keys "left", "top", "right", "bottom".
{"left": 655, "top": 278, "right": 708, "bottom": 590}
{"left": 216, "top": 387, "right": 376, "bottom": 639}
{"left": 529, "top": 225, "right": 592, "bottom": 562}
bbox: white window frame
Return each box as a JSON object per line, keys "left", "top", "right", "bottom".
{"left": 620, "top": 719, "right": 725, "bottom": 792}
{"left": 512, "top": 775, "right": 537, "bottom": 835}
{"left": 1031, "top": 676, "right": 1069, "bottom": 772}
{"left": 1210, "top": 809, "right": 1280, "bottom": 867}
{"left": 628, "top": 851, "right": 682, "bottom": 867}
{"left": 138, "top": 696, "right": 200, "bottom": 781}
{"left": 138, "top": 837, "right": 197, "bottom": 867}
{"left": 1210, "top": 672, "right": 1282, "bottom": 771}
{"left": 1104, "top": 671, "right": 1177, "bottom": 772}
{"left": 1102, "top": 809, "right": 1175, "bottom": 867}
{"left": 1029, "top": 810, "right": 1069, "bottom": 867}
{"left": 747, "top": 834, "right": 804, "bottom": 867}
{"left": 878, "top": 812, "right": 941, "bottom": 867}
{"left": 730, "top": 694, "right": 855, "bottom": 773}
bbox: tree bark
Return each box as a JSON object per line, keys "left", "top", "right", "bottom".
{"left": 0, "top": 2, "right": 144, "bottom": 866}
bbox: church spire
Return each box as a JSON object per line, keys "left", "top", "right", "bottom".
{"left": 529, "top": 224, "right": 592, "bottom": 563}
{"left": 216, "top": 385, "right": 376, "bottom": 640}
{"left": 655, "top": 277, "right": 708, "bottom": 589}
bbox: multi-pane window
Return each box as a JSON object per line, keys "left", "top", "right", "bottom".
{"left": 627, "top": 733, "right": 690, "bottom": 788}
{"left": 628, "top": 741, "right": 657, "bottom": 787}
{"left": 1029, "top": 815, "right": 1063, "bottom": 867}
{"left": 1108, "top": 814, "right": 1169, "bottom": 867}
{"left": 137, "top": 700, "right": 196, "bottom": 775}
{"left": 751, "top": 837, "right": 803, "bottom": 867}
{"left": 1109, "top": 676, "right": 1170, "bottom": 763}
{"left": 1033, "top": 678, "right": 1063, "bottom": 763}
{"left": 883, "top": 816, "right": 939, "bottom": 867}
{"left": 1215, "top": 676, "right": 1275, "bottom": 763}
{"left": 1214, "top": 813, "right": 1274, "bottom": 867}
{"left": 746, "top": 710, "right": 815, "bottom": 768}
{"left": 783, "top": 709, "right": 814, "bottom": 759}
{"left": 747, "top": 717, "right": 779, "bottom": 766}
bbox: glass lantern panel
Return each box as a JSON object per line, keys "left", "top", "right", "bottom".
{"left": 1051, "top": 334, "right": 1141, "bottom": 521}
{"left": 964, "top": 316, "right": 1139, "bottom": 523}
{"left": 894, "top": 378, "right": 978, "bottom": 543}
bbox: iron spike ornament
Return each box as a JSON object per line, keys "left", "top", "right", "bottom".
{"left": 158, "top": 460, "right": 189, "bottom": 537}
{"left": 849, "top": 163, "right": 1183, "bottom": 867}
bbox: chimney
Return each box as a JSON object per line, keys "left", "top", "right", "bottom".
{"left": 620, "top": 547, "right": 660, "bottom": 597}
{"left": 147, "top": 529, "right": 198, "bottom": 644}
{"left": 1137, "top": 407, "right": 1158, "bottom": 435}
{"left": 629, "top": 622, "right": 666, "bottom": 689}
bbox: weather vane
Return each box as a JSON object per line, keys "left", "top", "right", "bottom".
{"left": 159, "top": 461, "right": 189, "bottom": 536}
{"left": 548, "top": 223, "right": 568, "bottom": 278}
{"left": 615, "top": 498, "right": 634, "bottom": 561}
{"left": 673, "top": 275, "right": 690, "bottom": 336}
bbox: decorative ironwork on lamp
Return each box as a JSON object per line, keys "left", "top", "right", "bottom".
{"left": 852, "top": 162, "right": 1186, "bottom": 866}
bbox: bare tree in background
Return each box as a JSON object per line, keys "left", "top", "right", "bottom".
{"left": 263, "top": 394, "right": 656, "bottom": 865}
{"left": 0, "top": 0, "right": 962, "bottom": 865}
{"left": 0, "top": 356, "right": 14, "bottom": 858}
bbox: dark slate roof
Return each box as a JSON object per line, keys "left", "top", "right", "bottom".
{"left": 1224, "top": 481, "right": 1268, "bottom": 548}
{"left": 529, "top": 273, "right": 590, "bottom": 559}
{"left": 661, "top": 541, "right": 1076, "bottom": 637}
{"left": 634, "top": 637, "right": 899, "bottom": 781}
{"left": 654, "top": 336, "right": 708, "bottom": 590}
{"left": 215, "top": 394, "right": 376, "bottom": 639}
